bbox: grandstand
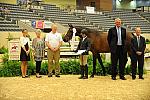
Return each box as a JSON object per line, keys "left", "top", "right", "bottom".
{"left": 0, "top": 3, "right": 150, "bottom": 33}
{"left": 104, "top": 10, "right": 150, "bottom": 33}
{"left": 0, "top": 0, "right": 150, "bottom": 48}
{"left": 139, "top": 12, "right": 150, "bottom": 21}
{"left": 0, "top": 1, "right": 149, "bottom": 33}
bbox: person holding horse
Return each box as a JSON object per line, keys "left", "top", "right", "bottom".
{"left": 107, "top": 18, "right": 127, "bottom": 80}
{"left": 45, "top": 24, "right": 63, "bottom": 77}
{"left": 131, "top": 27, "right": 146, "bottom": 80}
{"left": 75, "top": 29, "right": 91, "bottom": 79}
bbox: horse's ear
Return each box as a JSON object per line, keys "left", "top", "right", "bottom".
{"left": 68, "top": 24, "right": 73, "bottom": 28}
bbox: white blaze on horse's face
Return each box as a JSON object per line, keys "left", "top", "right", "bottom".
{"left": 71, "top": 28, "right": 76, "bottom": 42}
{"left": 72, "top": 28, "right": 76, "bottom": 37}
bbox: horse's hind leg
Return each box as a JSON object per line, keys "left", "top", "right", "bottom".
{"left": 97, "top": 53, "right": 106, "bottom": 76}
{"left": 90, "top": 54, "right": 97, "bottom": 78}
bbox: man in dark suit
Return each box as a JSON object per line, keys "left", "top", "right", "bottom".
{"left": 107, "top": 18, "right": 127, "bottom": 80}
{"left": 131, "top": 27, "right": 146, "bottom": 80}
{"left": 76, "top": 29, "right": 91, "bottom": 79}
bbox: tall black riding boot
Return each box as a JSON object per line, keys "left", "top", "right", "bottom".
{"left": 79, "top": 65, "right": 84, "bottom": 79}
{"left": 83, "top": 64, "right": 88, "bottom": 79}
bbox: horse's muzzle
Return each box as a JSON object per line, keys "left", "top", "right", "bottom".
{"left": 63, "top": 38, "right": 67, "bottom": 42}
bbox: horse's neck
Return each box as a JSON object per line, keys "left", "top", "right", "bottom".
{"left": 86, "top": 33, "right": 90, "bottom": 37}
{"left": 86, "top": 32, "right": 95, "bottom": 39}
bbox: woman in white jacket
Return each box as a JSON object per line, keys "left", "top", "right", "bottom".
{"left": 20, "top": 29, "right": 30, "bottom": 78}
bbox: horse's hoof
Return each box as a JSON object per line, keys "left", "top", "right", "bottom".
{"left": 90, "top": 75, "right": 94, "bottom": 78}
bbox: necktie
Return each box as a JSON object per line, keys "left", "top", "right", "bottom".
{"left": 137, "top": 36, "right": 140, "bottom": 48}
{"left": 117, "top": 28, "right": 122, "bottom": 45}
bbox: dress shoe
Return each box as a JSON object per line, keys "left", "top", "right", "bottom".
{"left": 55, "top": 75, "right": 60, "bottom": 77}
{"left": 112, "top": 77, "right": 116, "bottom": 80}
{"left": 120, "top": 77, "right": 126, "bottom": 80}
{"left": 48, "top": 75, "right": 52, "bottom": 77}
{"left": 83, "top": 76, "right": 88, "bottom": 79}
{"left": 139, "top": 77, "right": 144, "bottom": 80}
{"left": 36, "top": 75, "right": 42, "bottom": 78}
{"left": 78, "top": 76, "right": 84, "bottom": 79}
{"left": 90, "top": 75, "right": 94, "bottom": 78}
{"left": 22, "top": 76, "right": 26, "bottom": 78}
{"left": 25, "top": 75, "right": 29, "bottom": 78}
{"left": 132, "top": 76, "right": 136, "bottom": 80}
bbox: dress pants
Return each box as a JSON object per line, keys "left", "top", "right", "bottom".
{"left": 111, "top": 46, "right": 125, "bottom": 78}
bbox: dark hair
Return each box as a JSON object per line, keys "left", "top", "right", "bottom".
{"left": 68, "top": 24, "right": 74, "bottom": 28}
{"left": 81, "top": 29, "right": 88, "bottom": 35}
{"left": 22, "top": 29, "right": 27, "bottom": 33}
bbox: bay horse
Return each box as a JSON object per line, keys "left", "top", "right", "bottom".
{"left": 63, "top": 24, "right": 133, "bottom": 78}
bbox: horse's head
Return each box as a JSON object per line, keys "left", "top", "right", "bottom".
{"left": 63, "top": 24, "right": 82, "bottom": 42}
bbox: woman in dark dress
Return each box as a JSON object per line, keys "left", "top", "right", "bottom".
{"left": 20, "top": 29, "right": 30, "bottom": 78}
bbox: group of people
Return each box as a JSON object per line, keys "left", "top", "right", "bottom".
{"left": 19, "top": 18, "right": 146, "bottom": 80}
{"left": 107, "top": 18, "right": 146, "bottom": 80}
{"left": 20, "top": 24, "right": 62, "bottom": 78}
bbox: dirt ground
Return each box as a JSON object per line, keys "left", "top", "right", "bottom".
{"left": 0, "top": 73, "right": 150, "bottom": 100}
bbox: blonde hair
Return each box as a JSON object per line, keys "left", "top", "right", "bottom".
{"left": 35, "top": 29, "right": 41, "bottom": 34}
{"left": 51, "top": 24, "right": 57, "bottom": 28}
{"left": 115, "top": 18, "right": 121, "bottom": 22}
{"left": 135, "top": 27, "right": 141, "bottom": 31}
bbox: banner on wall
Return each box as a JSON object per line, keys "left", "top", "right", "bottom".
{"left": 44, "top": 21, "right": 53, "bottom": 28}
{"left": 36, "top": 20, "right": 44, "bottom": 29}
{"left": 31, "top": 20, "right": 53, "bottom": 29}
{"left": 8, "top": 40, "right": 20, "bottom": 60}
{"left": 31, "top": 20, "right": 36, "bottom": 28}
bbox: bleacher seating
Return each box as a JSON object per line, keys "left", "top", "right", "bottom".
{"left": 0, "top": 3, "right": 99, "bottom": 31}
{"left": 0, "top": 3, "right": 149, "bottom": 34}
{"left": 53, "top": 10, "right": 98, "bottom": 30}
{"left": 39, "top": 4, "right": 97, "bottom": 29}
{"left": 0, "top": 17, "right": 21, "bottom": 31}
{"left": 75, "top": 12, "right": 134, "bottom": 32}
{"left": 104, "top": 10, "right": 150, "bottom": 33}
{"left": 139, "top": 12, "right": 150, "bottom": 21}
{"left": 37, "top": 4, "right": 61, "bottom": 20}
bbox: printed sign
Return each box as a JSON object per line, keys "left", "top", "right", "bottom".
{"left": 44, "top": 21, "right": 53, "bottom": 28}
{"left": 86, "top": 6, "right": 95, "bottom": 14}
{"left": 8, "top": 40, "right": 20, "bottom": 60}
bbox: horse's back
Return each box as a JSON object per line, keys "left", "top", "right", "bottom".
{"left": 90, "top": 31, "right": 132, "bottom": 54}
{"left": 90, "top": 31, "right": 110, "bottom": 53}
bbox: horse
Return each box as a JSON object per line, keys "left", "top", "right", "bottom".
{"left": 63, "top": 24, "right": 133, "bottom": 78}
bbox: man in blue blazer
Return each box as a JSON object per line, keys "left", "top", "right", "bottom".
{"left": 131, "top": 27, "right": 146, "bottom": 80}
{"left": 107, "top": 18, "right": 127, "bottom": 80}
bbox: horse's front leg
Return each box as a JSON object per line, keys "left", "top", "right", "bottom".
{"left": 97, "top": 53, "right": 106, "bottom": 76}
{"left": 90, "top": 54, "right": 97, "bottom": 78}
